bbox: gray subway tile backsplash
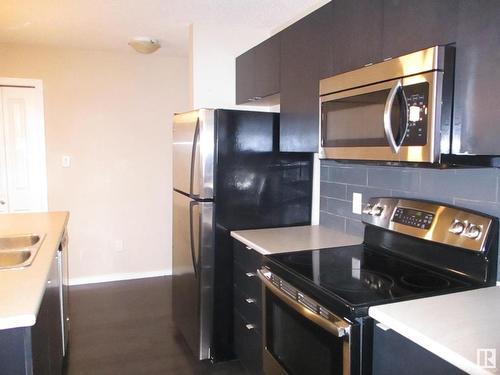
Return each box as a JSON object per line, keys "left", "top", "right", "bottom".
{"left": 319, "top": 161, "right": 500, "bottom": 279}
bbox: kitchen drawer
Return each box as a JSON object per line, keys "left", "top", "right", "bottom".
{"left": 234, "top": 310, "right": 263, "bottom": 375}
{"left": 234, "top": 262, "right": 262, "bottom": 306}
{"left": 234, "top": 285, "right": 262, "bottom": 334}
{"left": 233, "top": 240, "right": 263, "bottom": 274}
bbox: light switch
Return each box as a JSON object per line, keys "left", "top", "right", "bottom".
{"left": 62, "top": 155, "right": 71, "bottom": 168}
{"left": 352, "top": 192, "right": 362, "bottom": 215}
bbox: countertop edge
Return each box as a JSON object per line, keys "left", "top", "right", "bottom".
{"left": 369, "top": 306, "right": 493, "bottom": 375}
{"left": 230, "top": 231, "right": 271, "bottom": 255}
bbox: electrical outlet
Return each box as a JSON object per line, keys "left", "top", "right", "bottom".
{"left": 113, "top": 239, "right": 124, "bottom": 252}
{"left": 352, "top": 192, "right": 362, "bottom": 215}
{"left": 62, "top": 155, "right": 71, "bottom": 168}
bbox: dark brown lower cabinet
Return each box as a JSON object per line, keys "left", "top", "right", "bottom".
{"left": 372, "top": 322, "right": 466, "bottom": 375}
{"left": 233, "top": 239, "right": 263, "bottom": 375}
{"left": 0, "top": 252, "right": 63, "bottom": 375}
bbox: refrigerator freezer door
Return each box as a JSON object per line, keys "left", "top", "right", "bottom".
{"left": 173, "top": 109, "right": 215, "bottom": 199}
{"left": 172, "top": 190, "right": 214, "bottom": 360}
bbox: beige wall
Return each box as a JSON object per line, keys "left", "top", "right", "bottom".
{"left": 190, "top": 23, "right": 270, "bottom": 110}
{"left": 0, "top": 43, "right": 190, "bottom": 283}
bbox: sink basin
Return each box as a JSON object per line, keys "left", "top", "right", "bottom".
{"left": 0, "top": 251, "right": 32, "bottom": 269}
{"left": 0, "top": 233, "right": 45, "bottom": 269}
{"left": 0, "top": 234, "right": 41, "bottom": 250}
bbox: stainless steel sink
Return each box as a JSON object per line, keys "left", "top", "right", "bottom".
{"left": 0, "top": 234, "right": 41, "bottom": 250}
{"left": 0, "top": 251, "right": 32, "bottom": 267}
{"left": 0, "top": 233, "right": 46, "bottom": 270}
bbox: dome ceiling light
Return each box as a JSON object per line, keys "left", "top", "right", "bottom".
{"left": 128, "top": 37, "right": 161, "bottom": 54}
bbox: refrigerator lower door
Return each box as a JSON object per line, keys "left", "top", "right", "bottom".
{"left": 172, "top": 109, "right": 215, "bottom": 200}
{"left": 172, "top": 190, "right": 214, "bottom": 360}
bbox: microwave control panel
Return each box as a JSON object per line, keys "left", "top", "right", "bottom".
{"left": 402, "top": 82, "right": 429, "bottom": 146}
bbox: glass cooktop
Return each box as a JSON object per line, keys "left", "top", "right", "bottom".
{"left": 266, "top": 245, "right": 472, "bottom": 307}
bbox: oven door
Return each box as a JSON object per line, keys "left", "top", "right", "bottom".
{"left": 258, "top": 268, "right": 352, "bottom": 375}
{"left": 319, "top": 71, "right": 442, "bottom": 163}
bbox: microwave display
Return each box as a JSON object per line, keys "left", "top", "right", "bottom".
{"left": 321, "top": 82, "right": 429, "bottom": 148}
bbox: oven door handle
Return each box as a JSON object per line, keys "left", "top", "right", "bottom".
{"left": 257, "top": 269, "right": 350, "bottom": 338}
{"left": 383, "top": 79, "right": 408, "bottom": 154}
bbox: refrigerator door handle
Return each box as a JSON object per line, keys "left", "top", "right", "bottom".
{"left": 189, "top": 118, "right": 200, "bottom": 198}
{"left": 189, "top": 200, "right": 199, "bottom": 278}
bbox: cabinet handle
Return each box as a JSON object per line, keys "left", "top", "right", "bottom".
{"left": 245, "top": 298, "right": 256, "bottom": 304}
{"left": 245, "top": 272, "right": 257, "bottom": 278}
{"left": 245, "top": 246, "right": 252, "bottom": 250}
{"left": 245, "top": 324, "right": 256, "bottom": 330}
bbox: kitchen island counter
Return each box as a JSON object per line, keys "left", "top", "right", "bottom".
{"left": 0, "top": 212, "right": 69, "bottom": 329}
{"left": 369, "top": 286, "right": 500, "bottom": 375}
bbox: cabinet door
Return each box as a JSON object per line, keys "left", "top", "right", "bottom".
{"left": 280, "top": 3, "right": 333, "bottom": 152}
{"left": 372, "top": 323, "right": 466, "bottom": 375}
{"left": 330, "top": 0, "right": 383, "bottom": 75}
{"left": 254, "top": 34, "right": 280, "bottom": 99}
{"left": 452, "top": 0, "right": 500, "bottom": 155}
{"left": 382, "top": 0, "right": 458, "bottom": 59}
{"left": 235, "top": 50, "right": 255, "bottom": 104}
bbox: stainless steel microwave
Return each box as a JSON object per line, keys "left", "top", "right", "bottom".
{"left": 319, "top": 45, "right": 455, "bottom": 164}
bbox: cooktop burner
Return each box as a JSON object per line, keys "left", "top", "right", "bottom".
{"left": 400, "top": 273, "right": 451, "bottom": 291}
{"left": 267, "top": 245, "right": 472, "bottom": 307}
{"left": 323, "top": 269, "right": 394, "bottom": 292}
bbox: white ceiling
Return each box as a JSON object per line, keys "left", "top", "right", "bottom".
{"left": 0, "top": 0, "right": 326, "bottom": 57}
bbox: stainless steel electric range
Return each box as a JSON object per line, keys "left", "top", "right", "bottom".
{"left": 258, "top": 197, "right": 499, "bottom": 375}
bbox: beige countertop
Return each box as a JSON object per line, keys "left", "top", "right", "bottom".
{"left": 0, "top": 212, "right": 69, "bottom": 330}
{"left": 369, "top": 286, "right": 500, "bottom": 375}
{"left": 231, "top": 225, "right": 363, "bottom": 255}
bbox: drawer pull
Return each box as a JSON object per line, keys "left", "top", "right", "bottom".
{"left": 245, "top": 246, "right": 252, "bottom": 250}
{"left": 245, "top": 272, "right": 257, "bottom": 278}
{"left": 245, "top": 324, "right": 256, "bottom": 330}
{"left": 245, "top": 298, "right": 256, "bottom": 304}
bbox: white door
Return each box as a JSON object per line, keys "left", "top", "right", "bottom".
{"left": 0, "top": 84, "right": 48, "bottom": 212}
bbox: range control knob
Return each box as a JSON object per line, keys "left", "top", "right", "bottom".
{"left": 372, "top": 206, "right": 384, "bottom": 216}
{"left": 449, "top": 220, "right": 466, "bottom": 235}
{"left": 362, "top": 205, "right": 373, "bottom": 215}
{"left": 465, "top": 224, "right": 482, "bottom": 240}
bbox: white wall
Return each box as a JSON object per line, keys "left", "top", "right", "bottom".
{"left": 0, "top": 43, "right": 190, "bottom": 284}
{"left": 190, "top": 23, "right": 270, "bottom": 110}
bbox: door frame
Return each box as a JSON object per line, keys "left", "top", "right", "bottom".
{"left": 0, "top": 77, "right": 48, "bottom": 211}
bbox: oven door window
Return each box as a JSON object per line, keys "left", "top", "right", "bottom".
{"left": 266, "top": 293, "right": 346, "bottom": 375}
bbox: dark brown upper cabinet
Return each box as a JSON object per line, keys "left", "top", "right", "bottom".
{"left": 235, "top": 34, "right": 280, "bottom": 104}
{"left": 382, "top": 0, "right": 458, "bottom": 59}
{"left": 279, "top": 2, "right": 333, "bottom": 152}
{"left": 451, "top": 0, "right": 500, "bottom": 156}
{"left": 330, "top": 0, "right": 384, "bottom": 75}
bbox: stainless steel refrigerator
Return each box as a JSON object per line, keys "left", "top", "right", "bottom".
{"left": 172, "top": 109, "right": 312, "bottom": 361}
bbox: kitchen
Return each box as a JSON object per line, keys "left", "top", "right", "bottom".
{"left": 0, "top": 1, "right": 499, "bottom": 375}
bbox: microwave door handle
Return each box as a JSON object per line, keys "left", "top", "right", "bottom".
{"left": 383, "top": 79, "right": 403, "bottom": 153}
{"left": 189, "top": 118, "right": 200, "bottom": 198}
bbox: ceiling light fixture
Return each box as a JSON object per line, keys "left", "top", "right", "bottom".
{"left": 128, "top": 37, "right": 161, "bottom": 54}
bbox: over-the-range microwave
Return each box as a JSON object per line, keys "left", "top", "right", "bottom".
{"left": 319, "top": 45, "right": 455, "bottom": 165}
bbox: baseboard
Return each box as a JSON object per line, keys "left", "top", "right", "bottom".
{"left": 69, "top": 269, "right": 172, "bottom": 286}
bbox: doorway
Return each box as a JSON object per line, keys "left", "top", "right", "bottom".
{"left": 0, "top": 78, "right": 48, "bottom": 213}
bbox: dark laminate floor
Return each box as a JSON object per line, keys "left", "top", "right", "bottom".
{"left": 65, "top": 276, "right": 245, "bottom": 375}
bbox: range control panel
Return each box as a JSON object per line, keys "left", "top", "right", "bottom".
{"left": 392, "top": 207, "right": 434, "bottom": 229}
{"left": 362, "top": 197, "right": 495, "bottom": 253}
